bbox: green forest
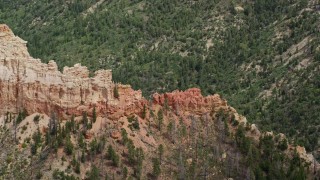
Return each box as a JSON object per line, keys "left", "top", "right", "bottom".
{"left": 0, "top": 0, "right": 319, "bottom": 161}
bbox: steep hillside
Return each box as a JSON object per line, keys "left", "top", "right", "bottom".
{"left": 0, "top": 25, "right": 319, "bottom": 179}
{"left": 0, "top": 0, "right": 319, "bottom": 163}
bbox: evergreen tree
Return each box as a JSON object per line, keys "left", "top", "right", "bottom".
{"left": 122, "top": 166, "right": 128, "bottom": 179}
{"left": 92, "top": 106, "right": 97, "bottom": 123}
{"left": 152, "top": 158, "right": 161, "bottom": 178}
{"left": 127, "top": 140, "right": 135, "bottom": 165}
{"left": 71, "top": 114, "right": 75, "bottom": 133}
{"left": 141, "top": 104, "right": 146, "bottom": 119}
{"left": 121, "top": 128, "right": 128, "bottom": 145}
{"left": 82, "top": 111, "right": 88, "bottom": 131}
{"left": 64, "top": 136, "right": 74, "bottom": 155}
{"left": 87, "top": 165, "right": 100, "bottom": 180}
{"left": 158, "top": 144, "right": 164, "bottom": 164}
{"left": 277, "top": 138, "right": 288, "bottom": 151}
{"left": 107, "top": 145, "right": 119, "bottom": 167}
{"left": 16, "top": 111, "right": 23, "bottom": 124}
{"left": 75, "top": 162, "right": 80, "bottom": 174}
{"left": 167, "top": 121, "right": 173, "bottom": 140}
{"left": 157, "top": 109, "right": 164, "bottom": 132}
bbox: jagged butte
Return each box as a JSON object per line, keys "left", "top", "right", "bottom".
{"left": 0, "top": 24, "right": 319, "bottom": 177}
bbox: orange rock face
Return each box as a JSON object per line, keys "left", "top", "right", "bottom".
{"left": 0, "top": 24, "right": 146, "bottom": 119}
{"left": 152, "top": 88, "right": 227, "bottom": 114}
{"left": 0, "top": 25, "right": 225, "bottom": 121}
{"left": 0, "top": 24, "right": 229, "bottom": 120}
{"left": 0, "top": 24, "right": 14, "bottom": 38}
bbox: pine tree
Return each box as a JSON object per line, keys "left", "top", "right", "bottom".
{"left": 45, "top": 130, "right": 50, "bottom": 146}
{"left": 82, "top": 111, "right": 88, "bottom": 131}
{"left": 31, "top": 143, "right": 37, "bottom": 155}
{"left": 16, "top": 111, "right": 23, "bottom": 124}
{"left": 141, "top": 104, "right": 146, "bottom": 119}
{"left": 152, "top": 158, "right": 161, "bottom": 178}
{"left": 127, "top": 140, "right": 135, "bottom": 165}
{"left": 75, "top": 161, "right": 80, "bottom": 174}
{"left": 81, "top": 150, "right": 86, "bottom": 163}
{"left": 92, "top": 106, "right": 97, "bottom": 123}
{"left": 65, "top": 136, "right": 74, "bottom": 155}
{"left": 167, "top": 121, "right": 173, "bottom": 141}
{"left": 277, "top": 138, "right": 288, "bottom": 151}
{"left": 87, "top": 165, "right": 100, "bottom": 180}
{"left": 122, "top": 167, "right": 128, "bottom": 179}
{"left": 121, "top": 128, "right": 128, "bottom": 145}
{"left": 71, "top": 114, "right": 75, "bottom": 133}
{"left": 158, "top": 144, "right": 164, "bottom": 164}
{"left": 107, "top": 145, "right": 119, "bottom": 167}
{"left": 78, "top": 134, "right": 85, "bottom": 149}
{"left": 157, "top": 109, "right": 164, "bottom": 132}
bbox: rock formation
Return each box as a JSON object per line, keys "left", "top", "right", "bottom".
{"left": 0, "top": 24, "right": 145, "bottom": 119}
{"left": 152, "top": 88, "right": 227, "bottom": 114}
{"left": 0, "top": 24, "right": 232, "bottom": 121}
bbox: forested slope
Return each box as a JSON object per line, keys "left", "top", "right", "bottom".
{"left": 0, "top": 0, "right": 319, "bottom": 159}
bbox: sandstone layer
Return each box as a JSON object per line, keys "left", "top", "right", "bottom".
{"left": 0, "top": 24, "right": 145, "bottom": 118}
{"left": 152, "top": 88, "right": 227, "bottom": 114}
{"left": 0, "top": 24, "right": 233, "bottom": 120}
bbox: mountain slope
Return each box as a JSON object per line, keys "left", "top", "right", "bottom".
{"left": 0, "top": 24, "right": 319, "bottom": 179}
{"left": 0, "top": 0, "right": 319, "bottom": 160}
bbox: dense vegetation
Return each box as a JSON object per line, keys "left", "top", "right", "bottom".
{"left": 0, "top": 104, "right": 314, "bottom": 179}
{"left": 0, "top": 0, "right": 319, "bottom": 160}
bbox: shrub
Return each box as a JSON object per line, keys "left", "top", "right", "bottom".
{"left": 278, "top": 138, "right": 288, "bottom": 151}
{"left": 114, "top": 85, "right": 119, "bottom": 99}
{"left": 33, "top": 115, "right": 40, "bottom": 123}
{"left": 22, "top": 125, "right": 27, "bottom": 131}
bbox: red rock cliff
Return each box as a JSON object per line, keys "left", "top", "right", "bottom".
{"left": 0, "top": 24, "right": 232, "bottom": 119}
{"left": 0, "top": 24, "right": 145, "bottom": 118}
{"left": 153, "top": 88, "right": 228, "bottom": 114}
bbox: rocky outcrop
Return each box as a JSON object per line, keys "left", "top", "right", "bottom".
{"left": 152, "top": 88, "right": 228, "bottom": 114}
{"left": 0, "top": 24, "right": 230, "bottom": 120}
{"left": 0, "top": 24, "right": 145, "bottom": 118}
